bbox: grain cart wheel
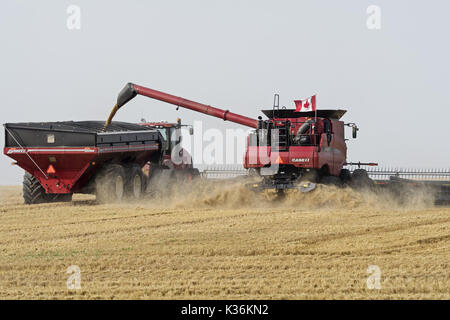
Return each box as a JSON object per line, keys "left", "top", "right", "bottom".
{"left": 124, "top": 164, "right": 146, "bottom": 200}
{"left": 23, "top": 173, "right": 73, "bottom": 204}
{"left": 95, "top": 164, "right": 126, "bottom": 203}
{"left": 23, "top": 172, "right": 48, "bottom": 204}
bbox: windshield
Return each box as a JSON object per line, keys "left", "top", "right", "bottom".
{"left": 157, "top": 128, "right": 168, "bottom": 141}
{"left": 291, "top": 120, "right": 312, "bottom": 145}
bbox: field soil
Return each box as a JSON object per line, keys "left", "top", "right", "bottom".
{"left": 0, "top": 181, "right": 449, "bottom": 299}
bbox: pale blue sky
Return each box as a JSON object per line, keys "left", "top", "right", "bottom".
{"left": 1, "top": 0, "right": 449, "bottom": 185}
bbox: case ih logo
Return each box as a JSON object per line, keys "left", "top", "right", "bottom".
{"left": 291, "top": 158, "right": 309, "bottom": 163}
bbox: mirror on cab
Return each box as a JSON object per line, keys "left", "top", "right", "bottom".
{"left": 189, "top": 127, "right": 194, "bottom": 135}
{"left": 352, "top": 126, "right": 358, "bottom": 138}
{"left": 345, "top": 123, "right": 359, "bottom": 139}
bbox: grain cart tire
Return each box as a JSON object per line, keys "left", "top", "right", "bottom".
{"left": 23, "top": 172, "right": 48, "bottom": 204}
{"left": 95, "top": 164, "right": 126, "bottom": 203}
{"left": 124, "top": 164, "right": 146, "bottom": 200}
{"left": 22, "top": 172, "right": 73, "bottom": 204}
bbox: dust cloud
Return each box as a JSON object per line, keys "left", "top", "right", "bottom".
{"left": 135, "top": 177, "right": 435, "bottom": 211}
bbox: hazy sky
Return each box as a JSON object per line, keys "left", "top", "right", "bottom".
{"left": 1, "top": 0, "right": 449, "bottom": 185}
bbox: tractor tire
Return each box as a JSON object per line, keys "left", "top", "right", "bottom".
{"left": 351, "top": 169, "right": 373, "bottom": 188}
{"left": 124, "top": 164, "right": 146, "bottom": 200}
{"left": 191, "top": 168, "right": 200, "bottom": 177}
{"left": 95, "top": 164, "right": 126, "bottom": 203}
{"left": 339, "top": 169, "right": 352, "bottom": 184}
{"left": 320, "top": 175, "right": 342, "bottom": 186}
{"left": 23, "top": 172, "right": 73, "bottom": 204}
{"left": 187, "top": 168, "right": 200, "bottom": 181}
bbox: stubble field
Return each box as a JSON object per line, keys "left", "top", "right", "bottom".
{"left": 0, "top": 180, "right": 449, "bottom": 299}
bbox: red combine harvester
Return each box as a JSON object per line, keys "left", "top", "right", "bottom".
{"left": 115, "top": 83, "right": 372, "bottom": 193}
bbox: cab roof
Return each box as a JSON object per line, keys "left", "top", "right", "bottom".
{"left": 261, "top": 109, "right": 347, "bottom": 120}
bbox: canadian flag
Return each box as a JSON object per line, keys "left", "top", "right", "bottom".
{"left": 294, "top": 95, "right": 316, "bottom": 112}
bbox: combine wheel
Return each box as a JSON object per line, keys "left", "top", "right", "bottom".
{"left": 339, "top": 169, "right": 352, "bottom": 184}
{"left": 320, "top": 175, "right": 342, "bottom": 186}
{"left": 95, "top": 164, "right": 126, "bottom": 203}
{"left": 351, "top": 169, "right": 373, "bottom": 188}
{"left": 23, "top": 172, "right": 73, "bottom": 204}
{"left": 124, "top": 164, "right": 146, "bottom": 200}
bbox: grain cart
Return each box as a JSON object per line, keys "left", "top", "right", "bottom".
{"left": 3, "top": 121, "right": 178, "bottom": 204}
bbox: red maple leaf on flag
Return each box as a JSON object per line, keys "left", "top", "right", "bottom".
{"left": 294, "top": 95, "right": 316, "bottom": 112}
{"left": 303, "top": 100, "right": 310, "bottom": 109}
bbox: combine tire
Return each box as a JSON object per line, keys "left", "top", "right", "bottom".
{"left": 339, "top": 169, "right": 352, "bottom": 184}
{"left": 320, "top": 175, "right": 342, "bottom": 186}
{"left": 95, "top": 164, "right": 126, "bottom": 203}
{"left": 351, "top": 169, "right": 373, "bottom": 188}
{"left": 124, "top": 164, "right": 146, "bottom": 200}
{"left": 23, "top": 172, "right": 72, "bottom": 204}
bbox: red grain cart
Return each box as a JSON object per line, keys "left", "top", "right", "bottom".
{"left": 4, "top": 121, "right": 164, "bottom": 204}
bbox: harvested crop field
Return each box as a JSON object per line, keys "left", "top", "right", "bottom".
{"left": 0, "top": 181, "right": 449, "bottom": 299}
